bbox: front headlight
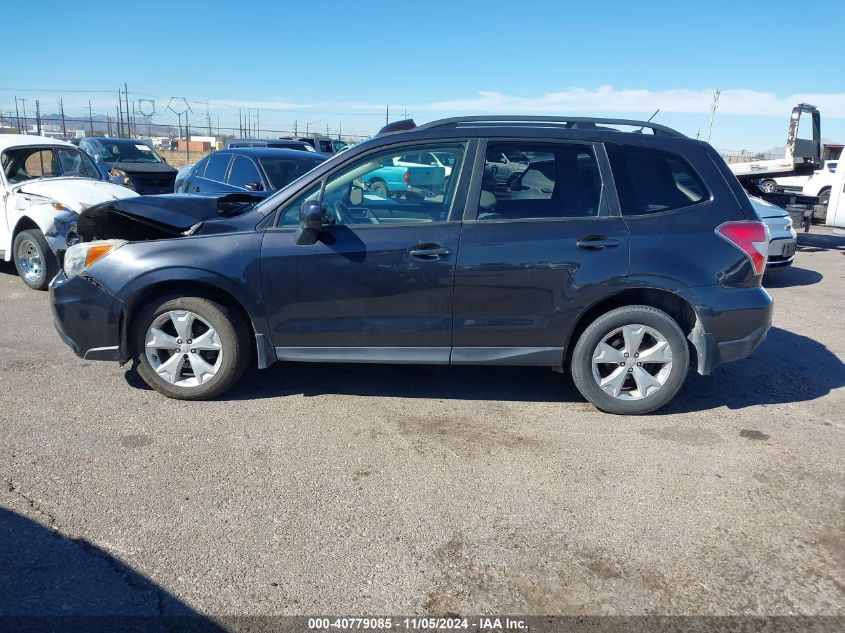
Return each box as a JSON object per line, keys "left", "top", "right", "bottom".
{"left": 109, "top": 168, "right": 134, "bottom": 189}
{"left": 64, "top": 240, "right": 127, "bottom": 278}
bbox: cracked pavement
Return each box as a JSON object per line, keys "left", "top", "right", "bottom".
{"left": 0, "top": 229, "right": 843, "bottom": 619}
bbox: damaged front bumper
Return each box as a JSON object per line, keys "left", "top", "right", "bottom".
{"left": 50, "top": 271, "right": 125, "bottom": 362}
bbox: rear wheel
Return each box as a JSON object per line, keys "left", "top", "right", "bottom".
{"left": 760, "top": 179, "right": 777, "bottom": 194}
{"left": 134, "top": 295, "right": 251, "bottom": 400}
{"left": 13, "top": 229, "right": 57, "bottom": 291}
{"left": 571, "top": 306, "right": 690, "bottom": 415}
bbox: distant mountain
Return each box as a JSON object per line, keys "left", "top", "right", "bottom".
{"left": 764, "top": 137, "right": 841, "bottom": 157}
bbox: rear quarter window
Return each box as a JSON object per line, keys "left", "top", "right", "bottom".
{"left": 607, "top": 144, "right": 708, "bottom": 216}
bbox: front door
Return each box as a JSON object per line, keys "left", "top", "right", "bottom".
{"left": 451, "top": 140, "right": 630, "bottom": 365}
{"left": 261, "top": 140, "right": 473, "bottom": 363}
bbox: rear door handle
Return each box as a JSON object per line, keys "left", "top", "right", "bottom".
{"left": 576, "top": 237, "right": 620, "bottom": 251}
{"left": 409, "top": 245, "right": 452, "bottom": 259}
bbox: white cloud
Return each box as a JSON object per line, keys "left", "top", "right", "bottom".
{"left": 410, "top": 87, "right": 845, "bottom": 118}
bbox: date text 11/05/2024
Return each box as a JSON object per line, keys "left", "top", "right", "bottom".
{"left": 307, "top": 617, "right": 528, "bottom": 631}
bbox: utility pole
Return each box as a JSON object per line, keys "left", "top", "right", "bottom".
{"left": 326, "top": 123, "right": 330, "bottom": 137}
{"left": 20, "top": 98, "right": 27, "bottom": 134}
{"left": 338, "top": 121, "right": 341, "bottom": 139}
{"left": 124, "top": 83, "right": 132, "bottom": 137}
{"left": 35, "top": 100, "right": 42, "bottom": 136}
{"left": 167, "top": 98, "right": 192, "bottom": 163}
{"left": 107, "top": 115, "right": 112, "bottom": 136}
{"left": 385, "top": 105, "right": 389, "bottom": 126}
{"left": 256, "top": 109, "right": 260, "bottom": 137}
{"left": 131, "top": 99, "right": 137, "bottom": 136}
{"left": 294, "top": 120, "right": 298, "bottom": 136}
{"left": 14, "top": 97, "right": 21, "bottom": 133}
{"left": 117, "top": 92, "right": 124, "bottom": 137}
{"left": 59, "top": 99, "right": 67, "bottom": 138}
{"left": 707, "top": 89, "right": 721, "bottom": 143}
{"left": 87, "top": 100, "right": 94, "bottom": 135}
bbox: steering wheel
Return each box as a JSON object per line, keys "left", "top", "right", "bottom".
{"left": 332, "top": 199, "right": 353, "bottom": 224}
{"left": 334, "top": 199, "right": 379, "bottom": 224}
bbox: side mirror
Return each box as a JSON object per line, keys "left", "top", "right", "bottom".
{"left": 244, "top": 181, "right": 264, "bottom": 191}
{"left": 296, "top": 200, "right": 323, "bottom": 245}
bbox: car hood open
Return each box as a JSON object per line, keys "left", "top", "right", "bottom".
{"left": 15, "top": 178, "right": 138, "bottom": 211}
{"left": 76, "top": 193, "right": 264, "bottom": 241}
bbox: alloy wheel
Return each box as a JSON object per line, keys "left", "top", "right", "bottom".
{"left": 16, "top": 239, "right": 44, "bottom": 286}
{"left": 144, "top": 310, "right": 224, "bottom": 387}
{"left": 591, "top": 324, "right": 673, "bottom": 400}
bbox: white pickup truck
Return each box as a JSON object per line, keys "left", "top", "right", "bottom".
{"left": 760, "top": 159, "right": 838, "bottom": 216}
{"left": 1, "top": 135, "right": 136, "bottom": 289}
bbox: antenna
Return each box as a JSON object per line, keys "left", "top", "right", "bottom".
{"left": 707, "top": 89, "right": 721, "bottom": 143}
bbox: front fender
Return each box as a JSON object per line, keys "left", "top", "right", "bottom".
{"left": 5, "top": 203, "right": 67, "bottom": 255}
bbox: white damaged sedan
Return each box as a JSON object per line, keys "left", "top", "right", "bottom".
{"left": 1, "top": 135, "right": 137, "bottom": 289}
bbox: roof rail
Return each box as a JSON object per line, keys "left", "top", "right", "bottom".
{"left": 413, "top": 115, "right": 685, "bottom": 137}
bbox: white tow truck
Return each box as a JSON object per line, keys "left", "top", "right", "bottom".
{"left": 0, "top": 135, "right": 137, "bottom": 290}
{"left": 728, "top": 103, "right": 825, "bottom": 230}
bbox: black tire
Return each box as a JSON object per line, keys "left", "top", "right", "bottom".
{"left": 133, "top": 295, "right": 251, "bottom": 400}
{"left": 13, "top": 229, "right": 58, "bottom": 291}
{"left": 570, "top": 305, "right": 690, "bottom": 415}
{"left": 368, "top": 179, "right": 389, "bottom": 197}
{"left": 760, "top": 179, "right": 776, "bottom": 194}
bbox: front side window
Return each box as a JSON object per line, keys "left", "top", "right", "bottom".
{"left": 606, "top": 144, "right": 708, "bottom": 216}
{"left": 227, "top": 155, "right": 263, "bottom": 189}
{"left": 476, "top": 142, "right": 602, "bottom": 220}
{"left": 278, "top": 143, "right": 466, "bottom": 227}
{"left": 260, "top": 156, "right": 324, "bottom": 190}
{"left": 204, "top": 153, "right": 232, "bottom": 182}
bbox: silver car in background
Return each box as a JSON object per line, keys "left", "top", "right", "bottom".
{"left": 749, "top": 195, "right": 797, "bottom": 269}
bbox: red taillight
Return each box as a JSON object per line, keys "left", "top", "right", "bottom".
{"left": 715, "top": 221, "right": 770, "bottom": 275}
{"left": 403, "top": 169, "right": 411, "bottom": 186}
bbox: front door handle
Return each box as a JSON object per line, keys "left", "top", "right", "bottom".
{"left": 409, "top": 245, "right": 452, "bottom": 259}
{"left": 576, "top": 236, "right": 620, "bottom": 251}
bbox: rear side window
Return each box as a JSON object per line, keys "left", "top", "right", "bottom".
{"left": 606, "top": 145, "right": 707, "bottom": 215}
{"left": 477, "top": 142, "right": 602, "bottom": 220}
{"left": 191, "top": 156, "right": 209, "bottom": 178}
{"left": 204, "top": 153, "right": 232, "bottom": 182}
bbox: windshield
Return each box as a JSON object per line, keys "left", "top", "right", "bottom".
{"left": 94, "top": 140, "right": 164, "bottom": 164}
{"left": 260, "top": 157, "right": 324, "bottom": 190}
{"left": 2, "top": 145, "right": 101, "bottom": 184}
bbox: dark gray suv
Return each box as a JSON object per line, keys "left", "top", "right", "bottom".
{"left": 50, "top": 116, "right": 773, "bottom": 414}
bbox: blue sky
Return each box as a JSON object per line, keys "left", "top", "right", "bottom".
{"left": 2, "top": 0, "right": 844, "bottom": 149}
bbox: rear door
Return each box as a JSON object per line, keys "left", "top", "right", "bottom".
{"left": 451, "top": 139, "right": 629, "bottom": 365}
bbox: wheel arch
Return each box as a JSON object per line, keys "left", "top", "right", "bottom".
{"left": 565, "top": 287, "right": 701, "bottom": 371}
{"left": 121, "top": 279, "right": 274, "bottom": 370}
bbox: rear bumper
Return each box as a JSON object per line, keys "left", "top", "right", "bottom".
{"left": 677, "top": 285, "right": 773, "bottom": 375}
{"left": 50, "top": 271, "right": 124, "bottom": 362}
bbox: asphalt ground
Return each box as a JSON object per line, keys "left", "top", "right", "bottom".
{"left": 0, "top": 227, "right": 842, "bottom": 627}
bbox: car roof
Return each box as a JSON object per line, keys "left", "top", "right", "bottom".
{"left": 86, "top": 137, "right": 149, "bottom": 144}
{"left": 0, "top": 134, "right": 74, "bottom": 152}
{"left": 207, "top": 147, "right": 327, "bottom": 160}
{"left": 227, "top": 138, "right": 309, "bottom": 145}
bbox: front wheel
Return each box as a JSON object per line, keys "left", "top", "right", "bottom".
{"left": 571, "top": 306, "right": 690, "bottom": 415}
{"left": 134, "top": 295, "right": 251, "bottom": 400}
{"left": 13, "top": 229, "right": 58, "bottom": 291}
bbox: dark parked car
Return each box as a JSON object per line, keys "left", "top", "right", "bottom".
{"left": 75, "top": 137, "right": 178, "bottom": 194}
{"left": 225, "top": 138, "right": 317, "bottom": 153}
{"left": 50, "top": 115, "right": 773, "bottom": 414}
{"left": 174, "top": 147, "right": 326, "bottom": 197}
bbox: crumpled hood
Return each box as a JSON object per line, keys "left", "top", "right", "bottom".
{"left": 15, "top": 178, "right": 137, "bottom": 211}
{"left": 76, "top": 193, "right": 264, "bottom": 241}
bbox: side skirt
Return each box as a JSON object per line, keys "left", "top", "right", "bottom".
{"left": 271, "top": 346, "right": 565, "bottom": 367}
